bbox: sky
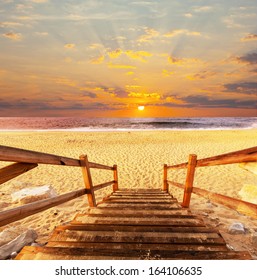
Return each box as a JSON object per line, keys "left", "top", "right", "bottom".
{"left": 0, "top": 0, "right": 257, "bottom": 118}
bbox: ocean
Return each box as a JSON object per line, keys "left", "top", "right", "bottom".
{"left": 0, "top": 117, "right": 256, "bottom": 131}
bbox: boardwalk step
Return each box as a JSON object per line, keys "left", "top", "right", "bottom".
{"left": 46, "top": 241, "right": 229, "bottom": 252}
{"left": 16, "top": 246, "right": 252, "bottom": 260}
{"left": 88, "top": 208, "right": 191, "bottom": 215}
{"left": 15, "top": 188, "right": 253, "bottom": 260}
{"left": 54, "top": 224, "right": 220, "bottom": 233}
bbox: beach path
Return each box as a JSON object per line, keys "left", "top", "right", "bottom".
{"left": 15, "top": 189, "right": 251, "bottom": 260}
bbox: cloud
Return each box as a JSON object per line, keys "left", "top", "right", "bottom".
{"left": 168, "top": 55, "right": 199, "bottom": 65}
{"left": 193, "top": 6, "right": 213, "bottom": 13}
{"left": 184, "top": 13, "right": 193, "bottom": 18}
{"left": 108, "top": 49, "right": 122, "bottom": 59}
{"left": 125, "top": 50, "right": 153, "bottom": 62}
{"left": 236, "top": 52, "right": 257, "bottom": 64}
{"left": 64, "top": 43, "right": 76, "bottom": 49}
{"left": 138, "top": 28, "right": 159, "bottom": 43}
{"left": 30, "top": 0, "right": 48, "bottom": 3}
{"left": 2, "top": 32, "right": 22, "bottom": 41}
{"left": 187, "top": 71, "right": 216, "bottom": 80}
{"left": 81, "top": 91, "right": 97, "bottom": 98}
{"left": 34, "top": 32, "right": 49, "bottom": 36}
{"left": 224, "top": 82, "right": 257, "bottom": 95}
{"left": 162, "top": 69, "right": 174, "bottom": 77}
{"left": 164, "top": 29, "right": 201, "bottom": 38}
{"left": 108, "top": 62, "right": 136, "bottom": 69}
{"left": 241, "top": 34, "right": 257, "bottom": 42}
{"left": 90, "top": 55, "right": 105, "bottom": 64}
{"left": 107, "top": 49, "right": 153, "bottom": 62}
{"left": 0, "top": 22, "right": 23, "bottom": 28}
{"left": 161, "top": 95, "right": 257, "bottom": 109}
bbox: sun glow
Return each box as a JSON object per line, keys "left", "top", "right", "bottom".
{"left": 138, "top": 105, "right": 145, "bottom": 111}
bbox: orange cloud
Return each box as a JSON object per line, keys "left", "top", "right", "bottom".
{"left": 90, "top": 55, "right": 105, "bottom": 64}
{"left": 138, "top": 28, "right": 159, "bottom": 43}
{"left": 2, "top": 32, "right": 22, "bottom": 41}
{"left": 162, "top": 69, "right": 175, "bottom": 77}
{"left": 168, "top": 55, "right": 200, "bottom": 66}
{"left": 64, "top": 43, "right": 76, "bottom": 49}
{"left": 108, "top": 62, "right": 136, "bottom": 69}
{"left": 241, "top": 33, "right": 257, "bottom": 42}
{"left": 125, "top": 50, "right": 153, "bottom": 62}
{"left": 164, "top": 29, "right": 201, "bottom": 38}
{"left": 108, "top": 49, "right": 122, "bottom": 59}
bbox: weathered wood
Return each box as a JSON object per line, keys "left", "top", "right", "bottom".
{"left": 0, "top": 188, "right": 88, "bottom": 227}
{"left": 167, "top": 146, "right": 257, "bottom": 169}
{"left": 181, "top": 154, "right": 197, "bottom": 208}
{"left": 54, "top": 224, "right": 218, "bottom": 233}
{"left": 0, "top": 162, "right": 38, "bottom": 185}
{"left": 167, "top": 180, "right": 257, "bottom": 219}
{"left": 88, "top": 208, "right": 190, "bottom": 216}
{"left": 84, "top": 213, "right": 200, "bottom": 219}
{"left": 48, "top": 230, "right": 221, "bottom": 244}
{"left": 113, "top": 164, "right": 118, "bottom": 191}
{"left": 79, "top": 155, "right": 96, "bottom": 207}
{"left": 163, "top": 164, "right": 168, "bottom": 191}
{"left": 16, "top": 246, "right": 251, "bottom": 260}
{"left": 88, "top": 162, "right": 114, "bottom": 171}
{"left": 98, "top": 203, "right": 180, "bottom": 209}
{"left": 93, "top": 180, "right": 115, "bottom": 192}
{"left": 46, "top": 241, "right": 228, "bottom": 252}
{"left": 0, "top": 145, "right": 81, "bottom": 166}
{"left": 73, "top": 217, "right": 205, "bottom": 227}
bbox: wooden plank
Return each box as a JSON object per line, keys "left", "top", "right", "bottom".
{"left": 16, "top": 246, "right": 252, "bottom": 260}
{"left": 114, "top": 189, "right": 163, "bottom": 193}
{"left": 46, "top": 241, "right": 228, "bottom": 252}
{"left": 181, "top": 154, "right": 197, "bottom": 208}
{"left": 88, "top": 162, "right": 114, "bottom": 171}
{"left": 0, "top": 188, "right": 88, "bottom": 227}
{"left": 163, "top": 164, "right": 168, "bottom": 191}
{"left": 105, "top": 198, "right": 176, "bottom": 203}
{"left": 48, "top": 230, "right": 221, "bottom": 243}
{"left": 101, "top": 200, "right": 176, "bottom": 204}
{"left": 93, "top": 180, "right": 115, "bottom": 191}
{"left": 0, "top": 162, "right": 38, "bottom": 185}
{"left": 72, "top": 217, "right": 205, "bottom": 227}
{"left": 55, "top": 224, "right": 219, "bottom": 233}
{"left": 80, "top": 155, "right": 96, "bottom": 207}
{"left": 0, "top": 145, "right": 81, "bottom": 166}
{"left": 168, "top": 180, "right": 257, "bottom": 219}
{"left": 81, "top": 213, "right": 200, "bottom": 219}
{"left": 88, "top": 208, "right": 190, "bottom": 216}
{"left": 113, "top": 164, "right": 118, "bottom": 191}
{"left": 167, "top": 146, "right": 257, "bottom": 169}
{"left": 97, "top": 203, "right": 181, "bottom": 209}
{"left": 111, "top": 193, "right": 170, "bottom": 197}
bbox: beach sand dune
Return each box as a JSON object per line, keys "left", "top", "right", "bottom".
{"left": 0, "top": 129, "right": 257, "bottom": 257}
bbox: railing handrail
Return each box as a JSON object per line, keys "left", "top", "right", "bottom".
{"left": 0, "top": 145, "right": 118, "bottom": 227}
{"left": 0, "top": 145, "right": 114, "bottom": 170}
{"left": 164, "top": 146, "right": 257, "bottom": 219}
{"left": 167, "top": 146, "right": 257, "bottom": 169}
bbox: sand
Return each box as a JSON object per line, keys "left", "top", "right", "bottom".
{"left": 0, "top": 129, "right": 257, "bottom": 258}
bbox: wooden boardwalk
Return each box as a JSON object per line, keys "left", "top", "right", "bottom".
{"left": 16, "top": 189, "right": 252, "bottom": 260}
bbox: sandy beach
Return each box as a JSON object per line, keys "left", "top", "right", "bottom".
{"left": 0, "top": 129, "right": 257, "bottom": 257}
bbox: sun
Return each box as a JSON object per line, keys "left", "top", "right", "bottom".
{"left": 138, "top": 105, "right": 145, "bottom": 111}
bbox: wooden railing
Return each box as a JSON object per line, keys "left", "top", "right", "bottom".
{"left": 0, "top": 145, "right": 118, "bottom": 227}
{"left": 163, "top": 146, "right": 257, "bottom": 219}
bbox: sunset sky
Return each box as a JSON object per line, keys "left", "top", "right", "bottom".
{"left": 0, "top": 0, "right": 257, "bottom": 117}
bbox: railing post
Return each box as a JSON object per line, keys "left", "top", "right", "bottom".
{"left": 163, "top": 164, "right": 168, "bottom": 192}
{"left": 181, "top": 154, "right": 197, "bottom": 208}
{"left": 113, "top": 164, "right": 118, "bottom": 191}
{"left": 79, "top": 155, "right": 96, "bottom": 207}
